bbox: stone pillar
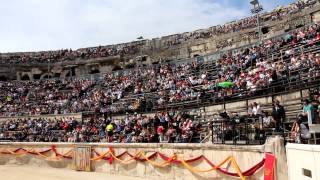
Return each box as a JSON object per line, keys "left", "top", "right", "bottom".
{"left": 264, "top": 136, "right": 288, "bottom": 180}
{"left": 16, "top": 72, "right": 21, "bottom": 81}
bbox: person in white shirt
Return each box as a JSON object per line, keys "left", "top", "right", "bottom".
{"left": 252, "top": 102, "right": 263, "bottom": 116}
{"left": 262, "top": 111, "right": 272, "bottom": 127}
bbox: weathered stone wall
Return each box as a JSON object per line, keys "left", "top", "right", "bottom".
{"left": 0, "top": 136, "right": 287, "bottom": 180}
{"left": 286, "top": 143, "right": 320, "bottom": 180}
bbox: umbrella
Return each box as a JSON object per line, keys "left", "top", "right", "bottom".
{"left": 217, "top": 81, "right": 234, "bottom": 88}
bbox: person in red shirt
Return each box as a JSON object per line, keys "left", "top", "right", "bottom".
{"left": 157, "top": 125, "right": 165, "bottom": 142}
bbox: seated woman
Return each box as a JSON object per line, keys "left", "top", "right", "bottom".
{"left": 262, "top": 111, "right": 273, "bottom": 128}
{"left": 290, "top": 117, "right": 311, "bottom": 143}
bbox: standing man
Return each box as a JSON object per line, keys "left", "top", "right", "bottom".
{"left": 271, "top": 100, "right": 286, "bottom": 131}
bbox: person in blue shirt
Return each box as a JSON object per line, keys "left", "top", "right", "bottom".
{"left": 301, "top": 99, "right": 314, "bottom": 123}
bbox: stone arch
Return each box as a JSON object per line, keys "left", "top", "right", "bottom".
{"left": 21, "top": 74, "right": 30, "bottom": 81}
{"left": 40, "top": 73, "right": 53, "bottom": 80}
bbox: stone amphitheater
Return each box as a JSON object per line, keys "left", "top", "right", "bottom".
{"left": 0, "top": 1, "right": 320, "bottom": 180}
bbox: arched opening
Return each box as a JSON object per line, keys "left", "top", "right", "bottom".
{"left": 42, "top": 75, "right": 52, "bottom": 79}
{"left": 54, "top": 73, "right": 61, "bottom": 78}
{"left": 66, "top": 71, "right": 72, "bottom": 77}
{"left": 0, "top": 76, "right": 8, "bottom": 81}
{"left": 141, "top": 56, "right": 147, "bottom": 62}
{"left": 124, "top": 64, "right": 134, "bottom": 69}
{"left": 40, "top": 73, "right": 53, "bottom": 80}
{"left": 196, "top": 56, "right": 204, "bottom": 63}
{"left": 90, "top": 69, "right": 100, "bottom": 74}
{"left": 112, "top": 66, "right": 123, "bottom": 72}
{"left": 21, "top": 74, "right": 30, "bottom": 81}
{"left": 33, "top": 74, "right": 41, "bottom": 80}
{"left": 65, "top": 68, "right": 76, "bottom": 78}
{"left": 71, "top": 67, "right": 76, "bottom": 76}
{"left": 261, "top": 26, "right": 269, "bottom": 34}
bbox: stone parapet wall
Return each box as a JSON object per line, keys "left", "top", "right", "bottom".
{"left": 0, "top": 113, "right": 82, "bottom": 122}
{"left": 286, "top": 143, "right": 320, "bottom": 180}
{"left": 0, "top": 136, "right": 287, "bottom": 180}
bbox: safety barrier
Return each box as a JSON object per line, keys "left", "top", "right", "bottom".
{"left": 0, "top": 136, "right": 287, "bottom": 180}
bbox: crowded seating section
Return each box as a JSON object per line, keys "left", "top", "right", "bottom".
{"left": 0, "top": 0, "right": 319, "bottom": 144}
{"left": 0, "top": 0, "right": 317, "bottom": 64}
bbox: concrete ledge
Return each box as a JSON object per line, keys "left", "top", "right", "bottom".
{"left": 286, "top": 143, "right": 320, "bottom": 180}
{"left": 286, "top": 143, "right": 320, "bottom": 151}
{"left": 0, "top": 113, "right": 83, "bottom": 122}
{"left": 0, "top": 142, "right": 265, "bottom": 152}
{"left": 0, "top": 137, "right": 287, "bottom": 180}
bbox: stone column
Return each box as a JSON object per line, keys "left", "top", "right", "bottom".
{"left": 264, "top": 136, "right": 288, "bottom": 180}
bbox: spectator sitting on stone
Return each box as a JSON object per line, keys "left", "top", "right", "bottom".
{"left": 290, "top": 117, "right": 311, "bottom": 143}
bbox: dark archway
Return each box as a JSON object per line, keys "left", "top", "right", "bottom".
{"left": 0, "top": 76, "right": 8, "bottom": 81}
{"left": 112, "top": 66, "right": 123, "bottom": 71}
{"left": 124, "top": 64, "right": 134, "bottom": 69}
{"left": 54, "top": 73, "right": 61, "bottom": 78}
{"left": 42, "top": 75, "right": 52, "bottom": 79}
{"left": 141, "top": 56, "right": 147, "bottom": 62}
{"left": 33, "top": 74, "right": 41, "bottom": 80}
{"left": 90, "top": 69, "right": 100, "bottom": 74}
{"left": 21, "top": 74, "right": 30, "bottom": 81}
{"left": 261, "top": 26, "right": 269, "bottom": 34}
{"left": 66, "top": 71, "right": 72, "bottom": 77}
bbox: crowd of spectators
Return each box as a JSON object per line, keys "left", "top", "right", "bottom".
{"left": 268, "top": 0, "right": 317, "bottom": 21}
{"left": 245, "top": 92, "right": 319, "bottom": 144}
{"left": 0, "top": 79, "right": 95, "bottom": 116}
{"left": 1, "top": 23, "right": 320, "bottom": 117}
{"left": 0, "top": 0, "right": 317, "bottom": 64}
{"left": 212, "top": 23, "right": 320, "bottom": 99}
{"left": 164, "top": 0, "right": 317, "bottom": 47}
{"left": 0, "top": 42, "right": 141, "bottom": 64}
{"left": 290, "top": 93, "right": 320, "bottom": 143}
{"left": 0, "top": 1, "right": 319, "bottom": 145}
{"left": 0, "top": 112, "right": 201, "bottom": 143}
